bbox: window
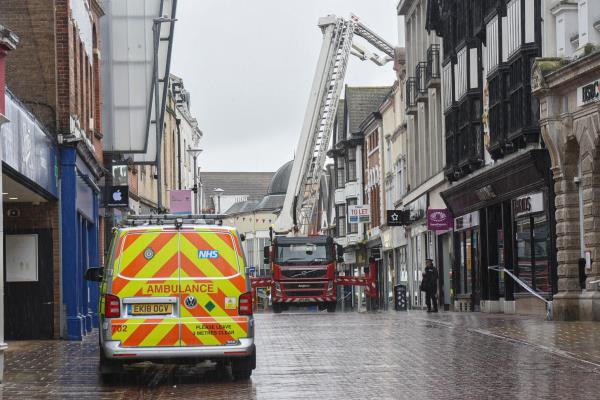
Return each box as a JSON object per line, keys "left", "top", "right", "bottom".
{"left": 455, "top": 47, "right": 468, "bottom": 100}
{"left": 347, "top": 198, "right": 358, "bottom": 234}
{"left": 486, "top": 16, "right": 499, "bottom": 74}
{"left": 336, "top": 204, "right": 346, "bottom": 237}
{"left": 347, "top": 149, "right": 357, "bottom": 182}
{"left": 515, "top": 214, "right": 550, "bottom": 293}
{"left": 442, "top": 63, "right": 454, "bottom": 110}
{"left": 336, "top": 156, "right": 346, "bottom": 188}
{"left": 506, "top": 0, "right": 521, "bottom": 58}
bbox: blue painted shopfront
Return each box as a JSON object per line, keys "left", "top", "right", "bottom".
{"left": 61, "top": 147, "right": 100, "bottom": 340}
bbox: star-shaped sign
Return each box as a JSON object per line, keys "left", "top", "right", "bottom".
{"left": 387, "top": 210, "right": 404, "bottom": 226}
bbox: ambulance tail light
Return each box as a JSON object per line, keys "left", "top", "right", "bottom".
{"left": 105, "top": 294, "right": 121, "bottom": 318}
{"left": 238, "top": 292, "right": 253, "bottom": 316}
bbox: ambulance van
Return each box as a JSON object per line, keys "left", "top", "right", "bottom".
{"left": 84, "top": 215, "right": 256, "bottom": 380}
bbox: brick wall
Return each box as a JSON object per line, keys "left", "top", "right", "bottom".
{"left": 0, "top": 0, "right": 58, "bottom": 133}
{"left": 4, "top": 202, "right": 61, "bottom": 339}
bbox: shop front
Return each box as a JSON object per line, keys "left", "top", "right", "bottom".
{"left": 1, "top": 90, "right": 59, "bottom": 339}
{"left": 61, "top": 143, "right": 103, "bottom": 340}
{"left": 442, "top": 150, "right": 557, "bottom": 316}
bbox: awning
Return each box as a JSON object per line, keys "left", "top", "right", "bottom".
{"left": 441, "top": 150, "right": 551, "bottom": 217}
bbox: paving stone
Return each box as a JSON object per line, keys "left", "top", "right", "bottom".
{"left": 1, "top": 311, "right": 600, "bottom": 399}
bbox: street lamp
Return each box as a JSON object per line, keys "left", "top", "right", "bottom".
{"left": 186, "top": 148, "right": 202, "bottom": 213}
{"left": 152, "top": 16, "right": 177, "bottom": 212}
{"left": 213, "top": 188, "right": 224, "bottom": 214}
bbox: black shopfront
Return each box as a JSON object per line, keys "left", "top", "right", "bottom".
{"left": 442, "top": 150, "right": 557, "bottom": 311}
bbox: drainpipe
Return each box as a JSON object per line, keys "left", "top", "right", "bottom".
{"left": 0, "top": 24, "right": 18, "bottom": 383}
{"left": 176, "top": 117, "right": 182, "bottom": 190}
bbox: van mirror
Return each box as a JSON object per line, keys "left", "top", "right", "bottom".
{"left": 84, "top": 267, "right": 103, "bottom": 282}
{"left": 240, "top": 233, "right": 246, "bottom": 242}
{"left": 263, "top": 245, "right": 270, "bottom": 264}
{"left": 336, "top": 244, "right": 344, "bottom": 263}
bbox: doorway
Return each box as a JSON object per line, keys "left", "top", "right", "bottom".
{"left": 4, "top": 229, "right": 54, "bottom": 339}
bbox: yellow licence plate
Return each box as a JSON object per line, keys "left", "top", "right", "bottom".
{"left": 130, "top": 303, "right": 172, "bottom": 315}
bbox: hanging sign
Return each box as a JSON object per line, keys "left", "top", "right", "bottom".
{"left": 107, "top": 185, "right": 129, "bottom": 207}
{"left": 170, "top": 190, "right": 193, "bottom": 214}
{"left": 348, "top": 205, "right": 370, "bottom": 224}
{"left": 427, "top": 209, "right": 453, "bottom": 231}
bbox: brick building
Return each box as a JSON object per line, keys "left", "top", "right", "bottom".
{"left": 0, "top": 0, "right": 105, "bottom": 340}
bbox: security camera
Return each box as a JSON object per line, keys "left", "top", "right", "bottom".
{"left": 574, "top": 176, "right": 581, "bottom": 184}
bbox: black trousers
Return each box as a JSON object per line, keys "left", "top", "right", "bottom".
{"left": 426, "top": 290, "right": 438, "bottom": 311}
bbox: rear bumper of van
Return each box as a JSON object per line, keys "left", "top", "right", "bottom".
{"left": 103, "top": 338, "right": 255, "bottom": 361}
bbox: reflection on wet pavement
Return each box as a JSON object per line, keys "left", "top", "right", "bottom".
{"left": 3, "top": 311, "right": 600, "bottom": 399}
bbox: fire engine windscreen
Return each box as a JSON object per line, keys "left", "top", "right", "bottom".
{"left": 274, "top": 244, "right": 333, "bottom": 265}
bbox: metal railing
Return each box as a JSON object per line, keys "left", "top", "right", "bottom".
{"left": 405, "top": 77, "right": 417, "bottom": 110}
{"left": 489, "top": 266, "right": 553, "bottom": 320}
{"left": 121, "top": 213, "right": 227, "bottom": 227}
{"left": 426, "top": 45, "right": 441, "bottom": 83}
{"left": 416, "top": 62, "right": 428, "bottom": 98}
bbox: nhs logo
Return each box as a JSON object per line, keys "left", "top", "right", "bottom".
{"left": 198, "top": 250, "right": 219, "bottom": 259}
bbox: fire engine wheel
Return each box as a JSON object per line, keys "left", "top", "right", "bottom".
{"left": 272, "top": 303, "right": 283, "bottom": 313}
{"left": 326, "top": 302, "right": 337, "bottom": 313}
{"left": 231, "top": 352, "right": 255, "bottom": 381}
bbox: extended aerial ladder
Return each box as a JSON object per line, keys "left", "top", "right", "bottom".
{"left": 273, "top": 14, "right": 395, "bottom": 235}
{"left": 251, "top": 15, "right": 396, "bottom": 310}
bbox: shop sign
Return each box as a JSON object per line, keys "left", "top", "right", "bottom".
{"left": 454, "top": 211, "right": 480, "bottom": 231}
{"left": 1, "top": 92, "right": 58, "bottom": 197}
{"left": 406, "top": 194, "right": 427, "bottom": 222}
{"left": 170, "top": 190, "right": 193, "bottom": 214}
{"left": 513, "top": 192, "right": 544, "bottom": 217}
{"left": 343, "top": 251, "right": 356, "bottom": 264}
{"left": 348, "top": 205, "right": 370, "bottom": 224}
{"left": 112, "top": 165, "right": 128, "bottom": 186}
{"left": 387, "top": 209, "right": 411, "bottom": 226}
{"left": 107, "top": 185, "right": 129, "bottom": 207}
{"left": 427, "top": 209, "right": 453, "bottom": 231}
{"left": 370, "top": 248, "right": 382, "bottom": 260}
{"left": 577, "top": 79, "right": 600, "bottom": 107}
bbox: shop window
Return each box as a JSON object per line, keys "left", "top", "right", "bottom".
{"left": 515, "top": 214, "right": 550, "bottom": 293}
{"left": 458, "top": 228, "right": 479, "bottom": 295}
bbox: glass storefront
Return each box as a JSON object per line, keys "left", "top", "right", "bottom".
{"left": 457, "top": 228, "right": 479, "bottom": 296}
{"left": 515, "top": 212, "right": 550, "bottom": 294}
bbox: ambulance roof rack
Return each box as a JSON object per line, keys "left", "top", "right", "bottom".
{"left": 121, "top": 214, "right": 227, "bottom": 227}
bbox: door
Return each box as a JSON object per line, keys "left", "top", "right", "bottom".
{"left": 4, "top": 230, "right": 53, "bottom": 339}
{"left": 178, "top": 229, "right": 249, "bottom": 347}
{"left": 110, "top": 229, "right": 181, "bottom": 347}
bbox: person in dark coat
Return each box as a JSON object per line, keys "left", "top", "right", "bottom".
{"left": 421, "top": 258, "right": 438, "bottom": 313}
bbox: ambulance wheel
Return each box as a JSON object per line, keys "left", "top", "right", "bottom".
{"left": 326, "top": 302, "right": 337, "bottom": 313}
{"left": 99, "top": 350, "right": 123, "bottom": 382}
{"left": 231, "top": 352, "right": 255, "bottom": 381}
{"left": 272, "top": 303, "right": 283, "bottom": 313}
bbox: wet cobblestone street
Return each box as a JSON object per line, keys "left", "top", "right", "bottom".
{"left": 3, "top": 311, "right": 600, "bottom": 399}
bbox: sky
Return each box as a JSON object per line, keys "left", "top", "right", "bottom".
{"left": 171, "top": 0, "right": 401, "bottom": 172}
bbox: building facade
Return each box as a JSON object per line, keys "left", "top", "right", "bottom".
{"left": 398, "top": 0, "right": 449, "bottom": 311}
{"left": 532, "top": 0, "right": 600, "bottom": 320}
{"left": 380, "top": 71, "right": 410, "bottom": 311}
{"left": 0, "top": 0, "right": 105, "bottom": 340}
{"left": 427, "top": 0, "right": 556, "bottom": 316}
{"left": 0, "top": 22, "right": 18, "bottom": 382}
{"left": 330, "top": 86, "right": 390, "bottom": 310}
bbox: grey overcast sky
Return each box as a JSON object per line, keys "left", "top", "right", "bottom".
{"left": 171, "top": 0, "right": 401, "bottom": 172}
